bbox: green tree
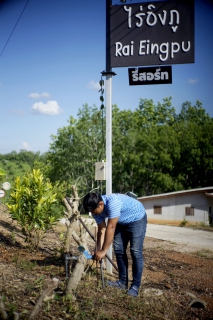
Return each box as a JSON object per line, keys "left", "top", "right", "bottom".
{"left": 173, "top": 101, "right": 213, "bottom": 189}
{"left": 44, "top": 98, "right": 213, "bottom": 197}
{"left": 112, "top": 105, "right": 135, "bottom": 193}
{"left": 176, "top": 100, "right": 210, "bottom": 124}
{"left": 7, "top": 169, "right": 61, "bottom": 250}
{"left": 112, "top": 98, "right": 180, "bottom": 195}
{"left": 0, "top": 150, "right": 48, "bottom": 186}
{"left": 3, "top": 150, "right": 41, "bottom": 166}
{"left": 47, "top": 104, "right": 106, "bottom": 195}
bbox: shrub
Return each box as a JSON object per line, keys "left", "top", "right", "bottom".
{"left": 7, "top": 169, "right": 61, "bottom": 250}
{"left": 179, "top": 219, "right": 188, "bottom": 227}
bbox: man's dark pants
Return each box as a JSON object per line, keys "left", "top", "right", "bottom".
{"left": 113, "top": 214, "right": 147, "bottom": 288}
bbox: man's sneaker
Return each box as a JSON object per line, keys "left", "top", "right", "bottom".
{"left": 107, "top": 280, "right": 127, "bottom": 290}
{"left": 127, "top": 285, "right": 139, "bottom": 297}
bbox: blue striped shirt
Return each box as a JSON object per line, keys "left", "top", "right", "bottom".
{"left": 92, "top": 193, "right": 146, "bottom": 225}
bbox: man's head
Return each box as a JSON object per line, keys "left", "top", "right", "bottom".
{"left": 83, "top": 192, "right": 104, "bottom": 215}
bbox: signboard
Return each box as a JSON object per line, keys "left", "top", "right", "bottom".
{"left": 95, "top": 162, "right": 106, "bottom": 181}
{"left": 128, "top": 66, "right": 172, "bottom": 85}
{"left": 109, "top": 0, "right": 194, "bottom": 68}
{"left": 0, "top": 189, "right": 5, "bottom": 198}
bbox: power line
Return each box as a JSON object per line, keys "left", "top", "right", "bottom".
{"left": 0, "top": 0, "right": 30, "bottom": 58}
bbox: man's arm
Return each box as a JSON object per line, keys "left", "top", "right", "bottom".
{"left": 95, "top": 217, "right": 119, "bottom": 261}
{"left": 96, "top": 220, "right": 107, "bottom": 251}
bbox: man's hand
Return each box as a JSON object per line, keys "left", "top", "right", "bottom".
{"left": 94, "top": 249, "right": 107, "bottom": 261}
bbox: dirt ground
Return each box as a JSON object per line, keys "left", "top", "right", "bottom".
{"left": 0, "top": 205, "right": 213, "bottom": 320}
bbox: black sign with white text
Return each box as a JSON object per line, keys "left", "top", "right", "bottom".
{"left": 128, "top": 66, "right": 172, "bottom": 85}
{"left": 110, "top": 0, "right": 194, "bottom": 68}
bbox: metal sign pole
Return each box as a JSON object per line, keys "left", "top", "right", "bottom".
{"left": 105, "top": 72, "right": 112, "bottom": 274}
{"left": 103, "top": 0, "right": 115, "bottom": 274}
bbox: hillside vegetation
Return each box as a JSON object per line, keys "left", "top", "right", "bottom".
{"left": 1, "top": 98, "right": 213, "bottom": 198}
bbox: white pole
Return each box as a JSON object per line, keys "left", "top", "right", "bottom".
{"left": 105, "top": 73, "right": 112, "bottom": 274}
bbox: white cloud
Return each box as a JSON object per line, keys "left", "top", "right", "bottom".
{"left": 29, "top": 92, "right": 51, "bottom": 99}
{"left": 11, "top": 109, "right": 25, "bottom": 116}
{"left": 29, "top": 92, "right": 40, "bottom": 99}
{"left": 188, "top": 78, "right": 198, "bottom": 84}
{"left": 41, "top": 92, "right": 50, "bottom": 98}
{"left": 19, "top": 142, "right": 33, "bottom": 151}
{"left": 31, "top": 100, "right": 63, "bottom": 115}
{"left": 86, "top": 80, "right": 101, "bottom": 90}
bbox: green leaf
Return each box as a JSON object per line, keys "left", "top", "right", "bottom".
{"left": 0, "top": 168, "right": 6, "bottom": 176}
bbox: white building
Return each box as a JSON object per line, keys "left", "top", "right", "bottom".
{"left": 138, "top": 187, "right": 213, "bottom": 225}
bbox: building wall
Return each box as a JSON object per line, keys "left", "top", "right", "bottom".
{"left": 139, "top": 192, "right": 211, "bottom": 224}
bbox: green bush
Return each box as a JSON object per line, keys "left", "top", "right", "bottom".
{"left": 0, "top": 167, "right": 6, "bottom": 184}
{"left": 7, "top": 169, "right": 61, "bottom": 250}
{"left": 179, "top": 219, "right": 188, "bottom": 227}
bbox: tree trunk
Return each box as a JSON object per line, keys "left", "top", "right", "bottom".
{"left": 63, "top": 185, "right": 91, "bottom": 298}
{"left": 66, "top": 254, "right": 87, "bottom": 296}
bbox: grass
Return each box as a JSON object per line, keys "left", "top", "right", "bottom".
{"left": 187, "top": 222, "right": 213, "bottom": 232}
{"left": 2, "top": 268, "right": 180, "bottom": 320}
{"left": 1, "top": 205, "right": 213, "bottom": 319}
{"left": 18, "top": 259, "right": 37, "bottom": 270}
{"left": 0, "top": 160, "right": 30, "bottom": 185}
{"left": 12, "top": 253, "right": 38, "bottom": 270}
{"left": 148, "top": 218, "right": 213, "bottom": 231}
{"left": 192, "top": 249, "right": 213, "bottom": 259}
{"left": 62, "top": 279, "right": 182, "bottom": 320}
{"left": 179, "top": 219, "right": 188, "bottom": 227}
{"left": 1, "top": 239, "right": 212, "bottom": 319}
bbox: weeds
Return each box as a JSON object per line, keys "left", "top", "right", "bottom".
{"left": 5, "top": 301, "right": 18, "bottom": 318}
{"left": 188, "top": 222, "right": 213, "bottom": 231}
{"left": 18, "top": 259, "right": 37, "bottom": 271}
{"left": 25, "top": 277, "right": 45, "bottom": 293}
{"left": 179, "top": 219, "right": 188, "bottom": 227}
{"left": 199, "top": 222, "right": 207, "bottom": 227}
{"left": 10, "top": 229, "right": 16, "bottom": 243}
{"left": 12, "top": 252, "right": 20, "bottom": 264}
{"left": 193, "top": 249, "right": 213, "bottom": 259}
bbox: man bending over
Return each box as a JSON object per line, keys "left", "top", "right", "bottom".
{"left": 83, "top": 192, "right": 147, "bottom": 297}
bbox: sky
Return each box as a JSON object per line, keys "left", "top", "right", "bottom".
{"left": 0, "top": 0, "right": 213, "bottom": 155}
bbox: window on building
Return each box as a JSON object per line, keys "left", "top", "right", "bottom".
{"left": 185, "top": 207, "right": 194, "bottom": 216}
{"left": 154, "top": 206, "right": 162, "bottom": 214}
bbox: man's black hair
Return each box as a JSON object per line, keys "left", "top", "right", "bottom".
{"left": 83, "top": 192, "right": 102, "bottom": 212}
